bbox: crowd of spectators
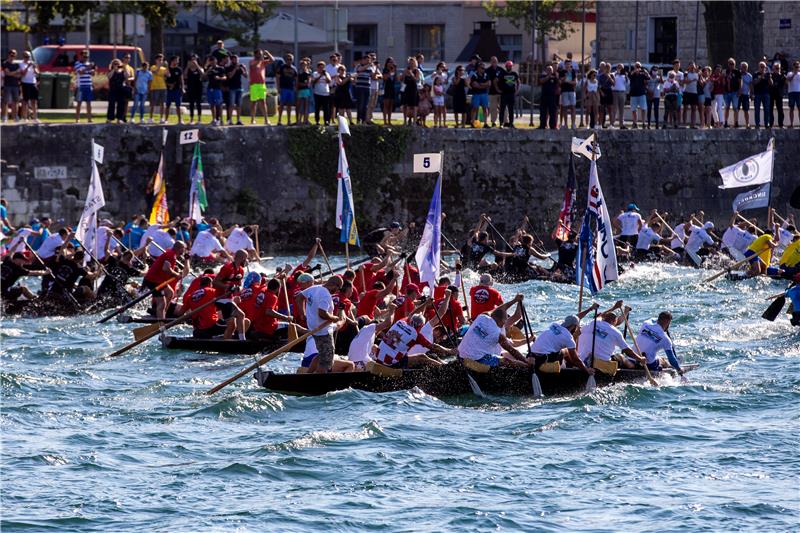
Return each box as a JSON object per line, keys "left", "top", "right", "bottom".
{"left": 2, "top": 42, "right": 799, "bottom": 130}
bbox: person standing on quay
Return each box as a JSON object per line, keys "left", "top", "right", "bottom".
{"left": 769, "top": 62, "right": 786, "bottom": 128}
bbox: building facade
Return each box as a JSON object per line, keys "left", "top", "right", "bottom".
{"left": 596, "top": 1, "right": 800, "bottom": 67}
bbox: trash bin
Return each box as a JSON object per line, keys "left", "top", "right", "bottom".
{"left": 53, "top": 72, "right": 73, "bottom": 109}
{"left": 38, "top": 72, "right": 55, "bottom": 109}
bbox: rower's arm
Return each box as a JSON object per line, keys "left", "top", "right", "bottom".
{"left": 499, "top": 334, "right": 525, "bottom": 360}
{"left": 622, "top": 347, "right": 643, "bottom": 362}
{"left": 428, "top": 292, "right": 452, "bottom": 327}
{"left": 430, "top": 342, "right": 459, "bottom": 356}
{"left": 529, "top": 246, "right": 549, "bottom": 260}
{"left": 302, "top": 239, "right": 320, "bottom": 267}
{"left": 294, "top": 293, "right": 307, "bottom": 321}
{"left": 495, "top": 294, "right": 523, "bottom": 314}
{"left": 576, "top": 302, "right": 600, "bottom": 320}
{"left": 664, "top": 348, "right": 683, "bottom": 375}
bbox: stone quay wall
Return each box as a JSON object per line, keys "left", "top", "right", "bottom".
{"left": 0, "top": 124, "right": 796, "bottom": 252}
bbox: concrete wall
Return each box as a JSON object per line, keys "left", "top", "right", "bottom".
{"left": 1, "top": 124, "right": 796, "bottom": 252}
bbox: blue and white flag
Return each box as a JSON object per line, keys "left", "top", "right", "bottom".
{"left": 586, "top": 160, "right": 618, "bottom": 291}
{"left": 335, "top": 117, "right": 359, "bottom": 246}
{"left": 571, "top": 133, "right": 601, "bottom": 161}
{"left": 731, "top": 182, "right": 770, "bottom": 213}
{"left": 575, "top": 210, "right": 598, "bottom": 294}
{"left": 415, "top": 173, "right": 442, "bottom": 288}
{"left": 718, "top": 138, "right": 774, "bottom": 189}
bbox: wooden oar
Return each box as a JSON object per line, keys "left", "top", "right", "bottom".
{"left": 736, "top": 213, "right": 764, "bottom": 235}
{"left": 104, "top": 293, "right": 226, "bottom": 358}
{"left": 521, "top": 305, "right": 542, "bottom": 398}
{"left": 703, "top": 255, "right": 756, "bottom": 283}
{"left": 206, "top": 321, "right": 330, "bottom": 395}
{"left": 317, "top": 241, "right": 334, "bottom": 278}
{"left": 281, "top": 278, "right": 298, "bottom": 341}
{"left": 111, "top": 235, "right": 147, "bottom": 269}
{"left": 254, "top": 225, "right": 261, "bottom": 259}
{"left": 585, "top": 306, "right": 598, "bottom": 392}
{"left": 97, "top": 276, "right": 178, "bottom": 324}
{"left": 621, "top": 309, "right": 659, "bottom": 387}
{"left": 314, "top": 256, "right": 370, "bottom": 280}
{"left": 762, "top": 283, "right": 794, "bottom": 321}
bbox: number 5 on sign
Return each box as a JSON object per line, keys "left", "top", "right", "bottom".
{"left": 413, "top": 153, "right": 442, "bottom": 173}
{"left": 179, "top": 129, "right": 200, "bottom": 145}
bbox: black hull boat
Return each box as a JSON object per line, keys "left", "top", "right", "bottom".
{"left": 256, "top": 360, "right": 697, "bottom": 397}
{"left": 161, "top": 335, "right": 305, "bottom": 355}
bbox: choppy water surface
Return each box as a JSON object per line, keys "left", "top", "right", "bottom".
{"left": 2, "top": 258, "right": 799, "bottom": 531}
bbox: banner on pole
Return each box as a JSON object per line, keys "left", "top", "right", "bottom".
{"left": 179, "top": 129, "right": 200, "bottom": 145}
{"left": 92, "top": 142, "right": 104, "bottom": 164}
{"left": 731, "top": 182, "right": 770, "bottom": 212}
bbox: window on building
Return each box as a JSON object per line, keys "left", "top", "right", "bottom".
{"left": 406, "top": 24, "right": 445, "bottom": 63}
{"left": 497, "top": 34, "right": 522, "bottom": 63}
{"left": 348, "top": 24, "right": 377, "bottom": 65}
{"left": 649, "top": 17, "right": 677, "bottom": 64}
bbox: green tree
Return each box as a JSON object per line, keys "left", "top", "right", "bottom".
{"left": 30, "top": 1, "right": 98, "bottom": 33}
{"left": 214, "top": 1, "right": 277, "bottom": 52}
{"left": 484, "top": 0, "right": 582, "bottom": 57}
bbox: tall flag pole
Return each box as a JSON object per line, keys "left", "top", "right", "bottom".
{"left": 335, "top": 116, "right": 359, "bottom": 267}
{"left": 573, "top": 135, "right": 616, "bottom": 311}
{"left": 76, "top": 138, "right": 106, "bottom": 265}
{"left": 413, "top": 151, "right": 444, "bottom": 290}
{"left": 553, "top": 153, "right": 577, "bottom": 241}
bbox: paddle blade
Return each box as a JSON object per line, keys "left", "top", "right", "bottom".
{"left": 467, "top": 374, "right": 485, "bottom": 398}
{"left": 287, "top": 324, "right": 299, "bottom": 342}
{"left": 585, "top": 374, "right": 597, "bottom": 392}
{"left": 762, "top": 296, "right": 786, "bottom": 322}
{"left": 531, "top": 372, "right": 543, "bottom": 398}
{"left": 133, "top": 323, "right": 160, "bottom": 341}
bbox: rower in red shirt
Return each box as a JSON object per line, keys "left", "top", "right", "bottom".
{"left": 356, "top": 277, "right": 396, "bottom": 319}
{"left": 142, "top": 241, "right": 189, "bottom": 320}
{"left": 184, "top": 276, "right": 238, "bottom": 339}
{"left": 177, "top": 268, "right": 216, "bottom": 315}
{"left": 469, "top": 273, "right": 504, "bottom": 321}
{"left": 393, "top": 283, "right": 420, "bottom": 322}
{"left": 238, "top": 272, "right": 266, "bottom": 326}
{"left": 211, "top": 249, "right": 249, "bottom": 339}
{"left": 250, "top": 278, "right": 298, "bottom": 340}
{"left": 436, "top": 285, "right": 468, "bottom": 334}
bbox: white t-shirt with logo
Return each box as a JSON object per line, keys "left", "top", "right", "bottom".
{"left": 636, "top": 226, "right": 661, "bottom": 250}
{"left": 635, "top": 319, "right": 673, "bottom": 364}
{"left": 685, "top": 225, "right": 714, "bottom": 254}
{"left": 224, "top": 227, "right": 253, "bottom": 254}
{"left": 149, "top": 230, "right": 175, "bottom": 257}
{"left": 617, "top": 211, "right": 643, "bottom": 236}
{"left": 458, "top": 314, "right": 502, "bottom": 360}
{"left": 191, "top": 230, "right": 224, "bottom": 257}
{"left": 577, "top": 319, "right": 630, "bottom": 362}
{"left": 377, "top": 320, "right": 422, "bottom": 365}
{"left": 530, "top": 323, "right": 576, "bottom": 355}
{"left": 301, "top": 285, "right": 334, "bottom": 336}
{"left": 788, "top": 71, "right": 800, "bottom": 93}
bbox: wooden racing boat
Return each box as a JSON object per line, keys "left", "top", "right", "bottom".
{"left": 161, "top": 335, "right": 305, "bottom": 355}
{"left": 255, "top": 360, "right": 698, "bottom": 397}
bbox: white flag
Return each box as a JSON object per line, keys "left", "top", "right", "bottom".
{"left": 179, "top": 129, "right": 200, "bottom": 144}
{"left": 413, "top": 153, "right": 442, "bottom": 173}
{"left": 92, "top": 141, "right": 104, "bottom": 164}
{"left": 338, "top": 115, "right": 351, "bottom": 136}
{"left": 587, "top": 160, "right": 617, "bottom": 290}
{"left": 718, "top": 139, "right": 774, "bottom": 189}
{"left": 571, "top": 134, "right": 601, "bottom": 160}
{"left": 75, "top": 160, "right": 106, "bottom": 259}
{"left": 414, "top": 174, "right": 442, "bottom": 288}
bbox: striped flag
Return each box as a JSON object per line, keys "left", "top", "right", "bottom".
{"left": 188, "top": 143, "right": 208, "bottom": 223}
{"left": 335, "top": 117, "right": 359, "bottom": 246}
{"left": 146, "top": 151, "right": 164, "bottom": 196}
{"left": 415, "top": 173, "right": 442, "bottom": 288}
{"left": 553, "top": 154, "right": 577, "bottom": 241}
{"left": 149, "top": 177, "right": 169, "bottom": 224}
{"left": 575, "top": 210, "right": 597, "bottom": 294}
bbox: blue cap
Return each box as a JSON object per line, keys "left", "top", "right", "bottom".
{"left": 627, "top": 203, "right": 640, "bottom": 212}
{"left": 243, "top": 271, "right": 261, "bottom": 289}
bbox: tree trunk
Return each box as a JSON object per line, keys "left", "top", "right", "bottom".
{"left": 150, "top": 18, "right": 164, "bottom": 57}
{"left": 704, "top": 1, "right": 763, "bottom": 67}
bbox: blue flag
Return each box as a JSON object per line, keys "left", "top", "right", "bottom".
{"left": 731, "top": 182, "right": 770, "bottom": 213}
{"left": 575, "top": 210, "right": 598, "bottom": 294}
{"left": 414, "top": 173, "right": 442, "bottom": 288}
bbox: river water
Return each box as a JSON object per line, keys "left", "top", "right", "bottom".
{"left": 1, "top": 258, "right": 798, "bottom": 531}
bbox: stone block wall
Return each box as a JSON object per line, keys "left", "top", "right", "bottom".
{"left": 0, "top": 124, "right": 796, "bottom": 252}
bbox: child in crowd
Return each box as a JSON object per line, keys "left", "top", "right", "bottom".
{"left": 432, "top": 76, "right": 446, "bottom": 127}
{"left": 417, "top": 84, "right": 432, "bottom": 127}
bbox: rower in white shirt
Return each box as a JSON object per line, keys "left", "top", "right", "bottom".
{"left": 191, "top": 227, "right": 230, "bottom": 262}
{"left": 576, "top": 301, "right": 643, "bottom": 369}
{"left": 223, "top": 225, "right": 257, "bottom": 260}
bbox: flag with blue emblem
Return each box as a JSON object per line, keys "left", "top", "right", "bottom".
{"left": 575, "top": 210, "right": 598, "bottom": 294}
{"left": 415, "top": 173, "right": 442, "bottom": 289}
{"left": 335, "top": 117, "right": 359, "bottom": 246}
{"left": 586, "top": 160, "right": 618, "bottom": 291}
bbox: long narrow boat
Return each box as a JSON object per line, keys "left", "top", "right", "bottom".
{"left": 256, "top": 361, "right": 698, "bottom": 397}
{"left": 161, "top": 335, "right": 304, "bottom": 355}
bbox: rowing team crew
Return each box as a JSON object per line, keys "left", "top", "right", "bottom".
{"left": 612, "top": 206, "right": 799, "bottom": 277}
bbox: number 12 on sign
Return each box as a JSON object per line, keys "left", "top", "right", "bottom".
{"left": 413, "top": 153, "right": 442, "bottom": 173}
{"left": 179, "top": 129, "right": 200, "bottom": 145}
